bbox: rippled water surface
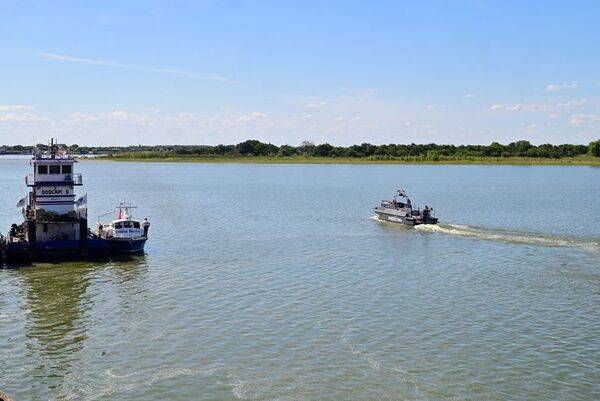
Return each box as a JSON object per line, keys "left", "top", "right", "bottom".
{"left": 1, "top": 160, "right": 600, "bottom": 400}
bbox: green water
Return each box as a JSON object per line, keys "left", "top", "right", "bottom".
{"left": 1, "top": 160, "right": 600, "bottom": 400}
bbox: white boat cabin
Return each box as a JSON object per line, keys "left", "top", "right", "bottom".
{"left": 96, "top": 203, "right": 148, "bottom": 239}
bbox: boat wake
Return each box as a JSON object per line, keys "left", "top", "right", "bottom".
{"left": 414, "top": 223, "right": 600, "bottom": 253}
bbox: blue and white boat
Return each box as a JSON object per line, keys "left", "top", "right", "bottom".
{"left": 1, "top": 140, "right": 104, "bottom": 263}
{"left": 0, "top": 140, "right": 150, "bottom": 266}
{"left": 95, "top": 203, "right": 149, "bottom": 254}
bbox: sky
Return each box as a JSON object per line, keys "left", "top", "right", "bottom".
{"left": 1, "top": 0, "right": 599, "bottom": 146}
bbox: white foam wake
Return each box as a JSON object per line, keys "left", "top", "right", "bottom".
{"left": 415, "top": 223, "right": 600, "bottom": 253}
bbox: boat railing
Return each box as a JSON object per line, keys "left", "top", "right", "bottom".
{"left": 26, "top": 173, "right": 83, "bottom": 186}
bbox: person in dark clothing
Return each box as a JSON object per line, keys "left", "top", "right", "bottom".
{"left": 142, "top": 218, "right": 150, "bottom": 237}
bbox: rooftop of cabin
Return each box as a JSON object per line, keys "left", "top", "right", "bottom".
{"left": 31, "top": 139, "right": 77, "bottom": 163}
{"left": 31, "top": 157, "right": 77, "bottom": 164}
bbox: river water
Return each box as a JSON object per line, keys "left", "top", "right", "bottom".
{"left": 1, "top": 160, "right": 599, "bottom": 400}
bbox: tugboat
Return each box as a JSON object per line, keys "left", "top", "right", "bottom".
{"left": 95, "top": 203, "right": 149, "bottom": 254}
{"left": 373, "top": 189, "right": 438, "bottom": 225}
{"left": 1, "top": 140, "right": 151, "bottom": 266}
{"left": 1, "top": 140, "right": 108, "bottom": 263}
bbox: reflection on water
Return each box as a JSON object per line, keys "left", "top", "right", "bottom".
{"left": 2, "top": 257, "right": 148, "bottom": 400}
{"left": 22, "top": 263, "right": 94, "bottom": 387}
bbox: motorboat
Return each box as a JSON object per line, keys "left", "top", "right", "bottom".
{"left": 374, "top": 189, "right": 438, "bottom": 225}
{"left": 95, "top": 202, "right": 149, "bottom": 254}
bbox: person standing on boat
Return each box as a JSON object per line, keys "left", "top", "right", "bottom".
{"left": 142, "top": 218, "right": 150, "bottom": 237}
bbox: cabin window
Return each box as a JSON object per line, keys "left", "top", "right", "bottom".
{"left": 114, "top": 222, "right": 123, "bottom": 229}
{"left": 62, "top": 165, "right": 72, "bottom": 174}
{"left": 49, "top": 165, "right": 60, "bottom": 174}
{"left": 133, "top": 222, "right": 140, "bottom": 229}
{"left": 37, "top": 165, "right": 48, "bottom": 174}
{"left": 123, "top": 221, "right": 132, "bottom": 228}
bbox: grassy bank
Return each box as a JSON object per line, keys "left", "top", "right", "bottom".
{"left": 94, "top": 153, "right": 600, "bottom": 165}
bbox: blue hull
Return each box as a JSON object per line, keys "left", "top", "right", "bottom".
{"left": 3, "top": 238, "right": 109, "bottom": 264}
{"left": 106, "top": 237, "right": 147, "bottom": 254}
{"left": 2, "top": 237, "right": 147, "bottom": 265}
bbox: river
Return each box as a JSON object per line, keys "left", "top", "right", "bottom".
{"left": 1, "top": 160, "right": 599, "bottom": 400}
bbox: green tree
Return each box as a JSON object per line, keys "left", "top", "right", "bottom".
{"left": 314, "top": 143, "right": 334, "bottom": 157}
{"left": 589, "top": 140, "right": 600, "bottom": 157}
{"left": 279, "top": 145, "right": 299, "bottom": 157}
{"left": 299, "top": 140, "right": 316, "bottom": 156}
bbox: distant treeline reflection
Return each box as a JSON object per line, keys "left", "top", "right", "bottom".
{"left": 2, "top": 139, "right": 600, "bottom": 160}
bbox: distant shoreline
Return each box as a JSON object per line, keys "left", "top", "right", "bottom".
{"left": 94, "top": 155, "right": 600, "bottom": 166}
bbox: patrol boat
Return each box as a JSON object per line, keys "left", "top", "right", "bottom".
{"left": 95, "top": 203, "right": 149, "bottom": 254}
{"left": 373, "top": 189, "right": 438, "bottom": 225}
{"left": 1, "top": 140, "right": 107, "bottom": 263}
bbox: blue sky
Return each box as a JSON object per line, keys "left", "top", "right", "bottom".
{"left": 1, "top": 0, "right": 599, "bottom": 146}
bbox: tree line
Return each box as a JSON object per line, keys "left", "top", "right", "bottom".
{"left": 2, "top": 139, "right": 600, "bottom": 159}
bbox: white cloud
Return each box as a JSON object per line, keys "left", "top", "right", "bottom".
{"left": 173, "top": 113, "right": 200, "bottom": 125}
{"left": 489, "top": 100, "right": 585, "bottom": 113}
{"left": 36, "top": 52, "right": 232, "bottom": 83}
{"left": 335, "top": 116, "right": 361, "bottom": 122}
{"left": 555, "top": 99, "right": 586, "bottom": 108}
{"left": 67, "top": 110, "right": 150, "bottom": 125}
{"left": 546, "top": 83, "right": 578, "bottom": 92}
{"left": 0, "top": 112, "right": 46, "bottom": 123}
{"left": 304, "top": 101, "right": 327, "bottom": 109}
{"left": 236, "top": 111, "right": 267, "bottom": 123}
{"left": 67, "top": 112, "right": 99, "bottom": 123}
{"left": 569, "top": 113, "right": 600, "bottom": 127}
{"left": 464, "top": 93, "right": 476, "bottom": 99}
{"left": 0, "top": 104, "right": 32, "bottom": 111}
{"left": 426, "top": 104, "right": 435, "bottom": 109}
{"left": 4, "top": 87, "right": 599, "bottom": 146}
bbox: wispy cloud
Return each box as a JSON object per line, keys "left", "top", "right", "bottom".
{"left": 0, "top": 112, "right": 46, "bottom": 123}
{"left": 489, "top": 99, "right": 586, "bottom": 113}
{"left": 570, "top": 113, "right": 599, "bottom": 127}
{"left": 236, "top": 111, "right": 267, "bottom": 123}
{"left": 546, "top": 83, "right": 578, "bottom": 92}
{"left": 36, "top": 52, "right": 232, "bottom": 83}
{"left": 0, "top": 104, "right": 32, "bottom": 111}
{"left": 304, "top": 101, "right": 327, "bottom": 109}
{"left": 335, "top": 116, "right": 361, "bottom": 122}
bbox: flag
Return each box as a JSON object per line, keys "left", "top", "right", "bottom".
{"left": 16, "top": 195, "right": 27, "bottom": 208}
{"left": 75, "top": 193, "right": 87, "bottom": 207}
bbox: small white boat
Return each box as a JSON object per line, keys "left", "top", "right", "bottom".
{"left": 374, "top": 189, "right": 438, "bottom": 225}
{"left": 95, "top": 202, "right": 150, "bottom": 254}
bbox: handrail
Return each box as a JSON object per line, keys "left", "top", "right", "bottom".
{"left": 26, "top": 173, "right": 83, "bottom": 186}
{"left": 96, "top": 211, "right": 113, "bottom": 223}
